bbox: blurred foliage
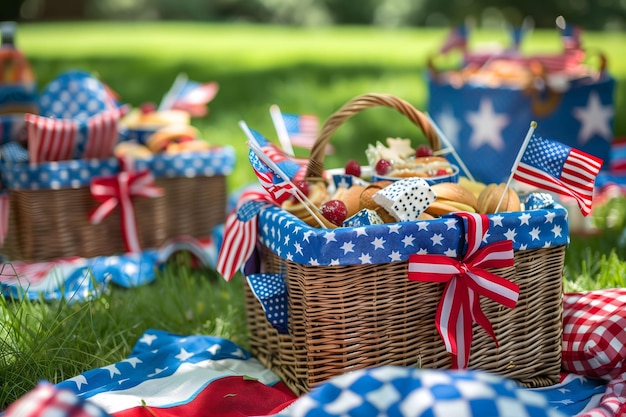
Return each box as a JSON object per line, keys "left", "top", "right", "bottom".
{"left": 4, "top": 0, "right": 626, "bottom": 31}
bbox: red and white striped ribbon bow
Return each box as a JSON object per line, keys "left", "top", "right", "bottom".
{"left": 89, "top": 167, "right": 163, "bottom": 253}
{"left": 407, "top": 212, "right": 519, "bottom": 369}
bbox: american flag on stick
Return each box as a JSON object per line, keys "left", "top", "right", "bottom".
{"left": 280, "top": 112, "right": 328, "bottom": 152}
{"left": 216, "top": 189, "right": 274, "bottom": 281}
{"left": 513, "top": 134, "right": 603, "bottom": 216}
{"left": 248, "top": 149, "right": 295, "bottom": 205}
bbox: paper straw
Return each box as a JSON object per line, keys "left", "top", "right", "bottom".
{"left": 158, "top": 72, "right": 188, "bottom": 112}
{"left": 494, "top": 121, "right": 537, "bottom": 213}
{"left": 427, "top": 114, "right": 475, "bottom": 182}
{"left": 269, "top": 104, "right": 296, "bottom": 157}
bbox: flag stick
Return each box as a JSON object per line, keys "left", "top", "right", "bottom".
{"left": 494, "top": 121, "right": 538, "bottom": 213}
{"left": 239, "top": 121, "right": 328, "bottom": 229}
{"left": 269, "top": 104, "right": 296, "bottom": 157}
{"left": 158, "top": 72, "right": 188, "bottom": 112}
{"left": 427, "top": 114, "right": 475, "bottom": 182}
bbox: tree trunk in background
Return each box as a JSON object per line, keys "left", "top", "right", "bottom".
{"left": 40, "top": 0, "right": 87, "bottom": 20}
{"left": 0, "top": 0, "right": 25, "bottom": 21}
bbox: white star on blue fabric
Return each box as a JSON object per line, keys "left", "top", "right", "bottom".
{"left": 372, "top": 237, "right": 386, "bottom": 249}
{"left": 573, "top": 91, "right": 614, "bottom": 145}
{"left": 466, "top": 98, "right": 509, "bottom": 151}
{"left": 139, "top": 334, "right": 158, "bottom": 346}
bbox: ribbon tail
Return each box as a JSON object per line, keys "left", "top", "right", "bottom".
{"left": 469, "top": 289, "right": 498, "bottom": 347}
{"left": 89, "top": 197, "right": 118, "bottom": 224}
{"left": 118, "top": 173, "right": 141, "bottom": 253}
{"left": 435, "top": 278, "right": 464, "bottom": 356}
{"left": 451, "top": 283, "right": 473, "bottom": 369}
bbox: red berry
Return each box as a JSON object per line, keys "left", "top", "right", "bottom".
{"left": 320, "top": 200, "right": 348, "bottom": 226}
{"left": 176, "top": 135, "right": 195, "bottom": 143}
{"left": 140, "top": 102, "right": 156, "bottom": 114}
{"left": 295, "top": 180, "right": 310, "bottom": 197}
{"left": 435, "top": 169, "right": 449, "bottom": 176}
{"left": 375, "top": 159, "right": 392, "bottom": 176}
{"left": 344, "top": 159, "right": 361, "bottom": 177}
{"left": 415, "top": 145, "right": 434, "bottom": 157}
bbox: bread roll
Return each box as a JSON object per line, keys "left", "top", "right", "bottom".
{"left": 332, "top": 185, "right": 365, "bottom": 218}
{"left": 477, "top": 183, "right": 521, "bottom": 214}
{"left": 358, "top": 181, "right": 396, "bottom": 223}
{"left": 431, "top": 182, "right": 478, "bottom": 211}
{"left": 147, "top": 124, "right": 199, "bottom": 153}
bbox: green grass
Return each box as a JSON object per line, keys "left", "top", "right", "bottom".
{"left": 17, "top": 22, "right": 626, "bottom": 192}
{"left": 1, "top": 22, "right": 625, "bottom": 408}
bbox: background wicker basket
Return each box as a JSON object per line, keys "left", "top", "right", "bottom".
{"left": 1, "top": 150, "right": 234, "bottom": 261}
{"left": 244, "top": 93, "right": 566, "bottom": 396}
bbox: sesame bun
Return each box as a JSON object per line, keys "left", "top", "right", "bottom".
{"left": 147, "top": 124, "right": 199, "bottom": 153}
{"left": 332, "top": 185, "right": 365, "bottom": 218}
{"left": 477, "top": 183, "right": 521, "bottom": 214}
{"left": 122, "top": 109, "right": 190, "bottom": 129}
{"left": 114, "top": 142, "right": 153, "bottom": 159}
{"left": 358, "top": 181, "right": 396, "bottom": 223}
{"left": 431, "top": 182, "right": 479, "bottom": 211}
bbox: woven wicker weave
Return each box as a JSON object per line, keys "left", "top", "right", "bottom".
{"left": 3, "top": 175, "right": 227, "bottom": 261}
{"left": 245, "top": 93, "right": 565, "bottom": 396}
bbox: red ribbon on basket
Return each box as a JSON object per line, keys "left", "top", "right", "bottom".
{"left": 89, "top": 160, "right": 163, "bottom": 253}
{"left": 407, "top": 212, "right": 519, "bottom": 370}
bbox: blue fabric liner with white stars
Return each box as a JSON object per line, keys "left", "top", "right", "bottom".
{"left": 0, "top": 147, "right": 236, "bottom": 191}
{"left": 257, "top": 204, "right": 569, "bottom": 267}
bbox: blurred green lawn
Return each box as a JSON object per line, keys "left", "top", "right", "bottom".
{"left": 18, "top": 22, "right": 626, "bottom": 192}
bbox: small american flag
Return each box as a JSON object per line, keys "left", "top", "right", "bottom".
{"left": 216, "top": 190, "right": 273, "bottom": 281}
{"left": 609, "top": 137, "right": 626, "bottom": 174}
{"left": 440, "top": 24, "right": 468, "bottom": 54}
{"left": 513, "top": 135, "right": 603, "bottom": 216}
{"left": 171, "top": 80, "right": 219, "bottom": 117}
{"left": 561, "top": 23, "right": 582, "bottom": 50}
{"left": 281, "top": 113, "right": 322, "bottom": 151}
{"left": 246, "top": 127, "right": 308, "bottom": 199}
{"left": 249, "top": 149, "right": 295, "bottom": 204}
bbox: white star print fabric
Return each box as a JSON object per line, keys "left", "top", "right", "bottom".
{"left": 256, "top": 204, "right": 569, "bottom": 267}
{"left": 428, "top": 66, "right": 615, "bottom": 185}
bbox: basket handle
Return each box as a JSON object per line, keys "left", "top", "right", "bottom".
{"left": 305, "top": 93, "right": 442, "bottom": 179}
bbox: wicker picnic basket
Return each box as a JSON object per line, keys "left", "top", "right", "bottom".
{"left": 1, "top": 150, "right": 235, "bottom": 261}
{"left": 244, "top": 93, "right": 566, "bottom": 396}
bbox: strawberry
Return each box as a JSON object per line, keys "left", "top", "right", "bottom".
{"left": 415, "top": 145, "right": 434, "bottom": 157}
{"left": 296, "top": 180, "right": 310, "bottom": 197}
{"left": 140, "top": 102, "right": 156, "bottom": 114}
{"left": 320, "top": 200, "right": 348, "bottom": 226}
{"left": 375, "top": 159, "right": 392, "bottom": 176}
{"left": 344, "top": 160, "right": 361, "bottom": 177}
